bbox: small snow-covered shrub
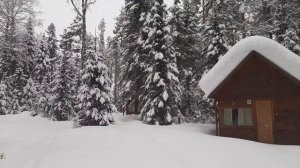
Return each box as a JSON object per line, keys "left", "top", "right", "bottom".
{"left": 72, "top": 117, "right": 81, "bottom": 128}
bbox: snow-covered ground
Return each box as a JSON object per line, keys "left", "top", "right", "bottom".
{"left": 0, "top": 113, "right": 299, "bottom": 168}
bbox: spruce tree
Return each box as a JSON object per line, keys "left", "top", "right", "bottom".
{"left": 76, "top": 49, "right": 117, "bottom": 126}
{"left": 283, "top": 28, "right": 300, "bottom": 55}
{"left": 50, "top": 51, "right": 74, "bottom": 121}
{"left": 170, "top": 0, "right": 201, "bottom": 116}
{"left": 21, "top": 78, "right": 37, "bottom": 112}
{"left": 24, "top": 17, "right": 36, "bottom": 77}
{"left": 120, "top": 0, "right": 153, "bottom": 115}
{"left": 46, "top": 23, "right": 58, "bottom": 84}
{"left": 0, "top": 82, "right": 8, "bottom": 115}
{"left": 139, "top": 0, "right": 181, "bottom": 125}
{"left": 98, "top": 18, "right": 106, "bottom": 54}
{"left": 35, "top": 35, "right": 52, "bottom": 115}
{"left": 201, "top": 0, "right": 230, "bottom": 70}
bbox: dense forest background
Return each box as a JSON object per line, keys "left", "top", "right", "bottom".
{"left": 0, "top": 0, "right": 299, "bottom": 126}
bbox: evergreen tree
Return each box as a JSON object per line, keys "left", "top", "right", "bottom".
{"left": 170, "top": 0, "right": 201, "bottom": 116}
{"left": 120, "top": 0, "right": 153, "bottom": 114}
{"left": 201, "top": 0, "right": 230, "bottom": 70}
{"left": 21, "top": 78, "right": 37, "bottom": 112}
{"left": 23, "top": 17, "right": 36, "bottom": 77}
{"left": 76, "top": 49, "right": 117, "bottom": 126}
{"left": 35, "top": 35, "right": 51, "bottom": 84}
{"left": 6, "top": 68, "right": 28, "bottom": 114}
{"left": 98, "top": 18, "right": 106, "bottom": 53}
{"left": 46, "top": 23, "right": 58, "bottom": 83}
{"left": 107, "top": 37, "right": 121, "bottom": 108}
{"left": 283, "top": 28, "right": 300, "bottom": 55}
{"left": 139, "top": 0, "right": 181, "bottom": 125}
{"left": 34, "top": 35, "right": 52, "bottom": 115}
{"left": 50, "top": 51, "right": 74, "bottom": 121}
{"left": 0, "top": 82, "right": 8, "bottom": 115}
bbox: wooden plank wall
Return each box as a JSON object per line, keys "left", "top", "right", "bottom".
{"left": 274, "top": 99, "right": 300, "bottom": 145}
{"left": 218, "top": 100, "right": 258, "bottom": 141}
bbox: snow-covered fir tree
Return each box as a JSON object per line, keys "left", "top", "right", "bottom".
{"left": 119, "top": 0, "right": 154, "bottom": 115}
{"left": 34, "top": 35, "right": 51, "bottom": 84}
{"left": 46, "top": 23, "right": 59, "bottom": 84}
{"left": 98, "top": 18, "right": 106, "bottom": 54}
{"left": 34, "top": 35, "right": 52, "bottom": 115}
{"left": 0, "top": 82, "right": 8, "bottom": 115}
{"left": 283, "top": 28, "right": 300, "bottom": 55}
{"left": 49, "top": 51, "right": 74, "bottom": 121}
{"left": 201, "top": 0, "right": 230, "bottom": 70}
{"left": 76, "top": 49, "right": 117, "bottom": 126}
{"left": 169, "top": 0, "right": 202, "bottom": 117}
{"left": 139, "top": 0, "right": 181, "bottom": 125}
{"left": 107, "top": 36, "right": 121, "bottom": 107}
{"left": 21, "top": 78, "right": 37, "bottom": 112}
{"left": 23, "top": 17, "right": 37, "bottom": 77}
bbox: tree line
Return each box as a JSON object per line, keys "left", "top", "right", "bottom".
{"left": 0, "top": 0, "right": 299, "bottom": 126}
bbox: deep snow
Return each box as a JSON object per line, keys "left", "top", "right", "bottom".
{"left": 0, "top": 113, "right": 300, "bottom": 168}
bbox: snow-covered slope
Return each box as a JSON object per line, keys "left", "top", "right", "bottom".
{"left": 200, "top": 36, "right": 300, "bottom": 97}
{"left": 0, "top": 113, "right": 299, "bottom": 168}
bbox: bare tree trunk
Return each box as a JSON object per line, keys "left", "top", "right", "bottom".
{"left": 114, "top": 44, "right": 120, "bottom": 105}
{"left": 81, "top": 1, "right": 87, "bottom": 67}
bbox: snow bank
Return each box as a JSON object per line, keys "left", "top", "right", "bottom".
{"left": 0, "top": 113, "right": 300, "bottom": 168}
{"left": 200, "top": 36, "right": 300, "bottom": 97}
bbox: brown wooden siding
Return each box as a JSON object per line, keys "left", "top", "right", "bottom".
{"left": 217, "top": 100, "right": 258, "bottom": 141}
{"left": 274, "top": 99, "right": 300, "bottom": 145}
{"left": 213, "top": 52, "right": 300, "bottom": 100}
{"left": 213, "top": 52, "right": 300, "bottom": 144}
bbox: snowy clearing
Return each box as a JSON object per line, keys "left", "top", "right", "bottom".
{"left": 0, "top": 113, "right": 300, "bottom": 168}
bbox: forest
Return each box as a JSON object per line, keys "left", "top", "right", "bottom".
{"left": 0, "top": 0, "right": 299, "bottom": 126}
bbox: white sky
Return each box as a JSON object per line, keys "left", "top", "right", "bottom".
{"left": 38, "top": 0, "right": 173, "bottom": 39}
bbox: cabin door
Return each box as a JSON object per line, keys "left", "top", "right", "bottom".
{"left": 256, "top": 100, "right": 274, "bottom": 144}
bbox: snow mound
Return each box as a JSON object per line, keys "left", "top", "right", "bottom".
{"left": 200, "top": 36, "right": 300, "bottom": 97}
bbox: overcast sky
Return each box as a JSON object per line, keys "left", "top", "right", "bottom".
{"left": 38, "top": 0, "right": 173, "bottom": 39}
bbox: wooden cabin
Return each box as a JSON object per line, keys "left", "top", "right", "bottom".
{"left": 200, "top": 36, "right": 300, "bottom": 145}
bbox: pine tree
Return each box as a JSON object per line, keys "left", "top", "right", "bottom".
{"left": 6, "top": 68, "right": 28, "bottom": 114}
{"left": 23, "top": 17, "right": 36, "bottom": 77}
{"left": 0, "top": 82, "right": 8, "bottom": 115}
{"left": 76, "top": 49, "right": 117, "bottom": 126}
{"left": 50, "top": 51, "right": 74, "bottom": 121}
{"left": 139, "top": 0, "right": 181, "bottom": 125}
{"left": 35, "top": 35, "right": 51, "bottom": 84}
{"left": 120, "top": 0, "right": 154, "bottom": 114}
{"left": 46, "top": 23, "right": 58, "bottom": 83}
{"left": 21, "top": 78, "right": 37, "bottom": 112}
{"left": 283, "top": 28, "right": 300, "bottom": 55}
{"left": 34, "top": 35, "right": 52, "bottom": 115}
{"left": 201, "top": 0, "right": 230, "bottom": 70}
{"left": 98, "top": 18, "right": 106, "bottom": 54}
{"left": 107, "top": 37, "right": 122, "bottom": 109}
{"left": 170, "top": 0, "right": 201, "bottom": 116}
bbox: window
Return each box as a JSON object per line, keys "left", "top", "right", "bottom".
{"left": 224, "top": 108, "right": 253, "bottom": 126}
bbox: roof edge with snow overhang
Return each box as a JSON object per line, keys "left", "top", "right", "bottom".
{"left": 199, "top": 36, "right": 300, "bottom": 98}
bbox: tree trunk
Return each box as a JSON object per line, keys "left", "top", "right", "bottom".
{"left": 81, "top": 7, "right": 87, "bottom": 68}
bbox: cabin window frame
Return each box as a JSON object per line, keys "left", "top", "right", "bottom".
{"left": 223, "top": 108, "right": 254, "bottom": 126}
{"left": 220, "top": 105, "right": 255, "bottom": 128}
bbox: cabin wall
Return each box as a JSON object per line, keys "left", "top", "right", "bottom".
{"left": 213, "top": 53, "right": 300, "bottom": 100}
{"left": 217, "top": 99, "right": 258, "bottom": 141}
{"left": 213, "top": 53, "right": 300, "bottom": 144}
{"left": 274, "top": 98, "right": 300, "bottom": 145}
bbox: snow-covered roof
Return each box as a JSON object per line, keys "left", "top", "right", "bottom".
{"left": 200, "top": 36, "right": 300, "bottom": 97}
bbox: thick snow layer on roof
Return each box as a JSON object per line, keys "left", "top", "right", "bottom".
{"left": 200, "top": 36, "right": 300, "bottom": 97}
